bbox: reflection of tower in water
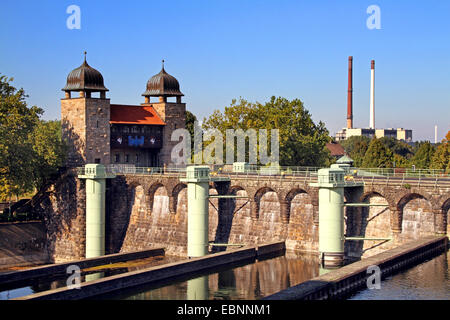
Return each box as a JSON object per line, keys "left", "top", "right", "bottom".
{"left": 187, "top": 276, "right": 209, "bottom": 300}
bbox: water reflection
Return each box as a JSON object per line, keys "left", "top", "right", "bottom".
{"left": 187, "top": 276, "right": 209, "bottom": 300}
{"left": 0, "top": 255, "right": 181, "bottom": 300}
{"left": 114, "top": 253, "right": 320, "bottom": 300}
{"left": 349, "top": 251, "right": 450, "bottom": 300}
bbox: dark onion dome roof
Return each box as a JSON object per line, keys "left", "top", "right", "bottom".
{"left": 142, "top": 61, "right": 183, "bottom": 97}
{"left": 62, "top": 53, "right": 108, "bottom": 92}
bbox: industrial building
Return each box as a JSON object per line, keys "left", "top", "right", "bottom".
{"left": 335, "top": 57, "right": 412, "bottom": 142}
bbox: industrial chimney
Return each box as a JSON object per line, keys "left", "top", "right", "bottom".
{"left": 369, "top": 60, "right": 375, "bottom": 129}
{"left": 347, "top": 56, "right": 353, "bottom": 129}
{"left": 435, "top": 125, "right": 438, "bottom": 144}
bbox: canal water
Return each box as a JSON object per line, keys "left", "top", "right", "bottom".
{"left": 349, "top": 250, "right": 449, "bottom": 300}
{"left": 0, "top": 254, "right": 182, "bottom": 300}
{"left": 101, "top": 252, "right": 320, "bottom": 300}
{"left": 2, "top": 250, "right": 447, "bottom": 300}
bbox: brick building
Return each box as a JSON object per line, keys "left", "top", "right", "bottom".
{"left": 61, "top": 55, "right": 186, "bottom": 168}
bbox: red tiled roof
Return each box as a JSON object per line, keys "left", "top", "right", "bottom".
{"left": 110, "top": 104, "right": 165, "bottom": 125}
{"left": 326, "top": 142, "right": 345, "bottom": 157}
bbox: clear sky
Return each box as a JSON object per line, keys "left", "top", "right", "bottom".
{"left": 1, "top": 0, "right": 449, "bottom": 141}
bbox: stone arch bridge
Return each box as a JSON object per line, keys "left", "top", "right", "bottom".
{"left": 37, "top": 171, "right": 450, "bottom": 262}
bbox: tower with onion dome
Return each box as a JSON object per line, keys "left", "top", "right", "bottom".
{"left": 61, "top": 52, "right": 111, "bottom": 166}
{"left": 142, "top": 60, "right": 186, "bottom": 166}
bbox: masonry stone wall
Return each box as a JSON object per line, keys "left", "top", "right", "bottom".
{"left": 32, "top": 171, "right": 86, "bottom": 263}
{"left": 148, "top": 102, "right": 186, "bottom": 166}
{"left": 31, "top": 173, "right": 450, "bottom": 262}
{"left": 61, "top": 97, "right": 111, "bottom": 167}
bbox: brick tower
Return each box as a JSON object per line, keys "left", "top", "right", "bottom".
{"left": 61, "top": 53, "right": 111, "bottom": 167}
{"left": 142, "top": 60, "right": 186, "bottom": 167}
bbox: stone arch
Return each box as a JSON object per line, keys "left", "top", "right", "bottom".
{"left": 170, "top": 183, "right": 187, "bottom": 214}
{"left": 126, "top": 182, "right": 145, "bottom": 216}
{"left": 398, "top": 192, "right": 435, "bottom": 240}
{"left": 147, "top": 182, "right": 168, "bottom": 214}
{"left": 226, "top": 185, "right": 251, "bottom": 218}
{"left": 252, "top": 187, "right": 279, "bottom": 220}
{"left": 229, "top": 185, "right": 247, "bottom": 195}
{"left": 256, "top": 187, "right": 285, "bottom": 243}
{"left": 212, "top": 184, "right": 251, "bottom": 250}
{"left": 351, "top": 192, "right": 391, "bottom": 258}
{"left": 285, "top": 189, "right": 316, "bottom": 252}
{"left": 120, "top": 184, "right": 149, "bottom": 252}
{"left": 282, "top": 188, "right": 309, "bottom": 224}
{"left": 397, "top": 192, "right": 431, "bottom": 210}
{"left": 361, "top": 191, "right": 385, "bottom": 202}
{"left": 208, "top": 186, "right": 219, "bottom": 248}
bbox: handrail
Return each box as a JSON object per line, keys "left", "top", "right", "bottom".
{"left": 75, "top": 165, "right": 450, "bottom": 188}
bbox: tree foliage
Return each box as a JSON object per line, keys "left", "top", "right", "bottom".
{"left": 202, "top": 96, "right": 332, "bottom": 166}
{"left": 0, "top": 75, "right": 66, "bottom": 200}
{"left": 430, "top": 131, "right": 450, "bottom": 172}
{"left": 362, "top": 138, "right": 394, "bottom": 168}
{"left": 379, "top": 137, "right": 413, "bottom": 159}
{"left": 339, "top": 135, "right": 371, "bottom": 167}
{"left": 410, "top": 141, "right": 435, "bottom": 169}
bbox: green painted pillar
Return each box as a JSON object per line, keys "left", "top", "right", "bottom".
{"left": 78, "top": 164, "right": 115, "bottom": 259}
{"left": 318, "top": 186, "right": 344, "bottom": 266}
{"left": 85, "top": 177, "right": 106, "bottom": 258}
{"left": 181, "top": 166, "right": 211, "bottom": 258}
{"left": 187, "top": 276, "right": 209, "bottom": 300}
{"left": 85, "top": 272, "right": 105, "bottom": 283}
{"left": 311, "top": 168, "right": 346, "bottom": 267}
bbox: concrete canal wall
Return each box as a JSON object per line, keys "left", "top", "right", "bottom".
{"left": 264, "top": 236, "right": 448, "bottom": 300}
{"left": 0, "top": 222, "right": 49, "bottom": 269}
{"left": 15, "top": 242, "right": 285, "bottom": 300}
{"left": 0, "top": 247, "right": 164, "bottom": 287}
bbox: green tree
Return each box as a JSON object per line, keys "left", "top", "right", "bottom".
{"left": 379, "top": 137, "right": 413, "bottom": 158}
{"left": 185, "top": 110, "right": 198, "bottom": 160}
{"left": 0, "top": 75, "right": 66, "bottom": 201}
{"left": 185, "top": 110, "right": 197, "bottom": 141}
{"left": 393, "top": 154, "right": 409, "bottom": 168}
{"left": 410, "top": 141, "right": 435, "bottom": 169}
{"left": 430, "top": 131, "right": 450, "bottom": 172}
{"left": 339, "top": 136, "right": 371, "bottom": 167}
{"left": 202, "top": 96, "right": 331, "bottom": 166}
{"left": 29, "top": 120, "right": 66, "bottom": 190}
{"left": 362, "top": 138, "right": 394, "bottom": 168}
{"left": 0, "top": 75, "right": 42, "bottom": 200}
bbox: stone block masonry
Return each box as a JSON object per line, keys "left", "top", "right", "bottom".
{"left": 31, "top": 171, "right": 449, "bottom": 263}
{"left": 61, "top": 97, "right": 111, "bottom": 167}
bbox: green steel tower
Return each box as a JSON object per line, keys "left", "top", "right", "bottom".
{"left": 78, "top": 164, "right": 115, "bottom": 258}
{"left": 181, "top": 166, "right": 211, "bottom": 258}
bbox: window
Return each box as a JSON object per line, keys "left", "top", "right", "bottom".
{"left": 123, "top": 126, "right": 129, "bottom": 133}
{"left": 125, "top": 154, "right": 129, "bottom": 163}
{"left": 94, "top": 158, "right": 101, "bottom": 164}
{"left": 136, "top": 153, "right": 140, "bottom": 163}
{"left": 111, "top": 126, "right": 117, "bottom": 133}
{"left": 96, "top": 120, "right": 99, "bottom": 128}
{"left": 115, "top": 154, "right": 120, "bottom": 163}
{"left": 132, "top": 126, "right": 139, "bottom": 133}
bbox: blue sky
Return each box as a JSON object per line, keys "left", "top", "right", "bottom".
{"left": 0, "top": 0, "right": 449, "bottom": 141}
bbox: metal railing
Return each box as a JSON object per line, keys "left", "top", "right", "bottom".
{"left": 74, "top": 164, "right": 450, "bottom": 188}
